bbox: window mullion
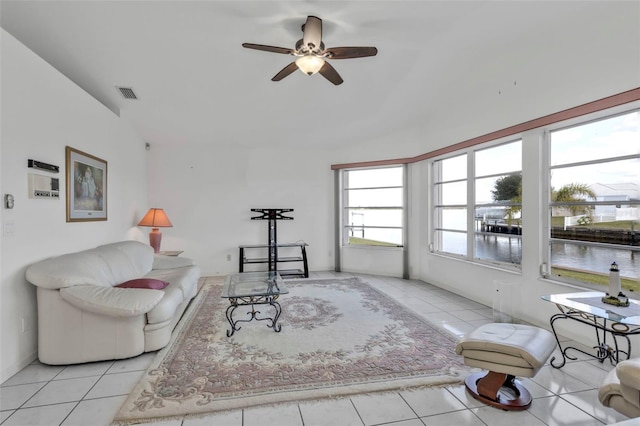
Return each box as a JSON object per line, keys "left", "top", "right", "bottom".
{"left": 475, "top": 170, "right": 522, "bottom": 180}
{"left": 468, "top": 152, "right": 475, "bottom": 259}
{"left": 550, "top": 153, "right": 639, "bottom": 170}
{"left": 542, "top": 130, "right": 552, "bottom": 277}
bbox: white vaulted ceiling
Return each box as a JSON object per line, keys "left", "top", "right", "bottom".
{"left": 2, "top": 1, "right": 639, "bottom": 152}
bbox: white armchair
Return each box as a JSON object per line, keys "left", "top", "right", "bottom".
{"left": 598, "top": 358, "right": 640, "bottom": 418}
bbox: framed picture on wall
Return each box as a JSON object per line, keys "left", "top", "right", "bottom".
{"left": 65, "top": 146, "right": 107, "bottom": 222}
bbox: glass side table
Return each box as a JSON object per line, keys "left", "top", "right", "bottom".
{"left": 541, "top": 291, "right": 640, "bottom": 368}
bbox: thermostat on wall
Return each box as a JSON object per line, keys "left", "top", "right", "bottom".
{"left": 28, "top": 173, "right": 60, "bottom": 199}
{"left": 28, "top": 159, "right": 59, "bottom": 173}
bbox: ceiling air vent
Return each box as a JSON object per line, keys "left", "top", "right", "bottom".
{"left": 117, "top": 86, "right": 138, "bottom": 100}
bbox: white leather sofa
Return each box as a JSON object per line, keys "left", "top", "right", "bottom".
{"left": 25, "top": 241, "right": 200, "bottom": 365}
{"left": 599, "top": 357, "right": 640, "bottom": 418}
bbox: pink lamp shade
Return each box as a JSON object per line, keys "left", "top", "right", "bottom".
{"left": 137, "top": 208, "right": 173, "bottom": 253}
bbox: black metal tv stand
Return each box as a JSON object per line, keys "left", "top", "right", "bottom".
{"left": 238, "top": 209, "right": 309, "bottom": 278}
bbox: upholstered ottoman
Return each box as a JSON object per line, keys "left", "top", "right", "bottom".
{"left": 455, "top": 323, "right": 556, "bottom": 411}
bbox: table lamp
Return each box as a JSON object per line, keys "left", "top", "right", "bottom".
{"left": 137, "top": 208, "right": 173, "bottom": 253}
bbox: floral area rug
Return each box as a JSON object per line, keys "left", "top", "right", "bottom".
{"left": 113, "top": 277, "right": 468, "bottom": 425}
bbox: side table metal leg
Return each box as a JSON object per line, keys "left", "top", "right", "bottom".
{"left": 549, "top": 313, "right": 569, "bottom": 368}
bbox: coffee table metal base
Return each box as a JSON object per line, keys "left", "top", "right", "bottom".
{"left": 225, "top": 295, "right": 283, "bottom": 337}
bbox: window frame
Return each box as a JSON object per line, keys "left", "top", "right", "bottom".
{"left": 341, "top": 165, "right": 406, "bottom": 248}
{"left": 542, "top": 109, "right": 640, "bottom": 289}
{"left": 431, "top": 138, "right": 524, "bottom": 270}
{"left": 432, "top": 153, "right": 468, "bottom": 258}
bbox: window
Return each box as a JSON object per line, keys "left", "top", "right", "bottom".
{"left": 432, "top": 140, "right": 522, "bottom": 267}
{"left": 343, "top": 166, "right": 404, "bottom": 246}
{"left": 475, "top": 140, "right": 522, "bottom": 265}
{"left": 433, "top": 154, "right": 467, "bottom": 256}
{"left": 547, "top": 110, "right": 640, "bottom": 290}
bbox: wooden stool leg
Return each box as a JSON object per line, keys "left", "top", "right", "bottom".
{"left": 477, "top": 371, "right": 507, "bottom": 401}
{"left": 465, "top": 371, "right": 532, "bottom": 411}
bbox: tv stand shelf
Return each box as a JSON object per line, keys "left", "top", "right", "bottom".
{"left": 239, "top": 243, "right": 309, "bottom": 278}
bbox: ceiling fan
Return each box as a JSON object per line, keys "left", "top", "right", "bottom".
{"left": 242, "top": 15, "right": 377, "bottom": 85}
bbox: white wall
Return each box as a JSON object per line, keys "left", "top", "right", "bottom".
{"left": 145, "top": 142, "right": 336, "bottom": 276}
{"left": 0, "top": 30, "right": 148, "bottom": 382}
{"left": 341, "top": 247, "right": 404, "bottom": 277}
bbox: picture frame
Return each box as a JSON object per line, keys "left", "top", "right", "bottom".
{"left": 65, "top": 146, "right": 107, "bottom": 222}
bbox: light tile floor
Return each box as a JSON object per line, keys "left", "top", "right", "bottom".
{"left": 1, "top": 272, "right": 635, "bottom": 426}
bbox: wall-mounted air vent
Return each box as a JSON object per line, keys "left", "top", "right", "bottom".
{"left": 116, "top": 86, "right": 138, "bottom": 100}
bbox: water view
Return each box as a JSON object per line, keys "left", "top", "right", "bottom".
{"left": 550, "top": 241, "right": 638, "bottom": 280}
{"left": 474, "top": 235, "right": 638, "bottom": 280}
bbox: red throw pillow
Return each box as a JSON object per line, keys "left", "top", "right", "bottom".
{"left": 115, "top": 278, "right": 169, "bottom": 290}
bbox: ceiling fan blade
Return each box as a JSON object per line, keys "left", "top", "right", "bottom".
{"left": 325, "top": 46, "right": 378, "bottom": 59}
{"left": 271, "top": 62, "right": 299, "bottom": 81}
{"left": 302, "top": 16, "right": 322, "bottom": 52}
{"left": 318, "top": 61, "right": 344, "bottom": 86}
{"left": 242, "top": 43, "right": 294, "bottom": 55}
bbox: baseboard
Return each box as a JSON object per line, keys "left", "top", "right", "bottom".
{"left": 1, "top": 350, "right": 38, "bottom": 384}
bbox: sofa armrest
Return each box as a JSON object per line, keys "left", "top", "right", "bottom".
{"left": 152, "top": 254, "right": 195, "bottom": 270}
{"left": 60, "top": 285, "right": 164, "bottom": 317}
{"left": 617, "top": 358, "right": 640, "bottom": 390}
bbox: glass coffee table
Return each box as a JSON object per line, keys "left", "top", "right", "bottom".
{"left": 221, "top": 271, "right": 288, "bottom": 337}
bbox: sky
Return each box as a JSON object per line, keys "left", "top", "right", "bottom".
{"left": 550, "top": 110, "right": 640, "bottom": 190}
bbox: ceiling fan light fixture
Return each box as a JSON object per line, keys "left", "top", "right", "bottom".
{"left": 295, "top": 55, "right": 324, "bottom": 75}
{"left": 242, "top": 15, "right": 377, "bottom": 85}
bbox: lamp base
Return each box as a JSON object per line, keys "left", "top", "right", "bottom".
{"left": 149, "top": 228, "right": 162, "bottom": 253}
